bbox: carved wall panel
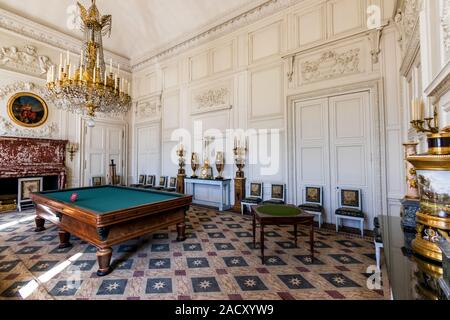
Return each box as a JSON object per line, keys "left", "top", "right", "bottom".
{"left": 191, "top": 81, "right": 233, "bottom": 115}
{"left": 298, "top": 47, "right": 362, "bottom": 84}
{"left": 0, "top": 45, "right": 53, "bottom": 76}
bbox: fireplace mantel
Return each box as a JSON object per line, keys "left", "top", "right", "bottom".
{"left": 0, "top": 136, "right": 68, "bottom": 189}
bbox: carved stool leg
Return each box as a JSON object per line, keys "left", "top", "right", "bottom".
{"left": 96, "top": 247, "right": 113, "bottom": 277}
{"left": 58, "top": 230, "right": 72, "bottom": 249}
{"left": 34, "top": 217, "right": 46, "bottom": 232}
{"left": 177, "top": 222, "right": 187, "bottom": 242}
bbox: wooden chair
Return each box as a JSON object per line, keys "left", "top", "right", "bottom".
{"left": 241, "top": 182, "right": 263, "bottom": 215}
{"left": 298, "top": 186, "right": 324, "bottom": 228}
{"left": 130, "top": 175, "right": 146, "bottom": 188}
{"left": 92, "top": 176, "right": 103, "bottom": 187}
{"left": 143, "top": 175, "right": 156, "bottom": 189}
{"left": 335, "top": 188, "right": 365, "bottom": 236}
{"left": 262, "top": 184, "right": 286, "bottom": 205}
{"left": 165, "top": 177, "right": 177, "bottom": 192}
{"left": 153, "top": 176, "right": 168, "bottom": 190}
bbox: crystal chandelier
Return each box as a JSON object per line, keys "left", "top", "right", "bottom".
{"left": 45, "top": 0, "right": 131, "bottom": 123}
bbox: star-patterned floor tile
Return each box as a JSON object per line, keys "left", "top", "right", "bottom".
{"left": 275, "top": 241, "right": 297, "bottom": 249}
{"left": 1, "top": 281, "right": 30, "bottom": 298}
{"left": 7, "top": 236, "right": 29, "bottom": 242}
{"left": 15, "top": 246, "right": 41, "bottom": 254}
{"left": 97, "top": 279, "right": 128, "bottom": 295}
{"left": 320, "top": 273, "right": 361, "bottom": 288}
{"left": 0, "top": 260, "right": 20, "bottom": 272}
{"left": 187, "top": 257, "right": 209, "bottom": 268}
{"left": 36, "top": 235, "right": 57, "bottom": 242}
{"left": 262, "top": 256, "right": 287, "bottom": 266}
{"left": 329, "top": 254, "right": 362, "bottom": 264}
{"left": 294, "top": 255, "right": 325, "bottom": 265}
{"left": 49, "top": 246, "right": 73, "bottom": 254}
{"left": 226, "top": 224, "right": 242, "bottom": 229}
{"left": 50, "top": 280, "right": 83, "bottom": 296}
{"left": 152, "top": 233, "right": 169, "bottom": 240}
{"left": 183, "top": 243, "right": 202, "bottom": 251}
{"left": 118, "top": 245, "right": 138, "bottom": 253}
{"left": 146, "top": 278, "right": 173, "bottom": 294}
{"left": 149, "top": 258, "right": 171, "bottom": 269}
{"left": 30, "top": 261, "right": 59, "bottom": 272}
{"left": 214, "top": 243, "right": 235, "bottom": 251}
{"left": 278, "top": 274, "right": 315, "bottom": 289}
{"left": 223, "top": 257, "right": 249, "bottom": 267}
{"left": 336, "top": 240, "right": 363, "bottom": 248}
{"left": 203, "top": 224, "right": 218, "bottom": 230}
{"left": 71, "top": 260, "right": 96, "bottom": 271}
{"left": 114, "top": 259, "right": 134, "bottom": 270}
{"left": 191, "top": 277, "right": 221, "bottom": 293}
{"left": 234, "top": 232, "right": 253, "bottom": 238}
{"left": 151, "top": 244, "right": 170, "bottom": 252}
{"left": 207, "top": 232, "right": 225, "bottom": 239}
{"left": 234, "top": 276, "right": 268, "bottom": 291}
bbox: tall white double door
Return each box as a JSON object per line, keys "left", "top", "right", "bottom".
{"left": 83, "top": 120, "right": 126, "bottom": 186}
{"left": 294, "top": 91, "right": 377, "bottom": 230}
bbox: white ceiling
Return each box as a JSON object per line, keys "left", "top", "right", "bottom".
{"left": 0, "top": 0, "right": 264, "bottom": 60}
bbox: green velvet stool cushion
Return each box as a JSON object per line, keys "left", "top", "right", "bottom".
{"left": 242, "top": 197, "right": 262, "bottom": 204}
{"left": 263, "top": 200, "right": 285, "bottom": 205}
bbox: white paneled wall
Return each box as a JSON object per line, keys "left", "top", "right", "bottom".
{"left": 131, "top": 0, "right": 406, "bottom": 230}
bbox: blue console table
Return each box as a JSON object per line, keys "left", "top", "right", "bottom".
{"left": 184, "top": 178, "right": 232, "bottom": 211}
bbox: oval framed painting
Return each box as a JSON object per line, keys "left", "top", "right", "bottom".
{"left": 7, "top": 92, "right": 48, "bottom": 127}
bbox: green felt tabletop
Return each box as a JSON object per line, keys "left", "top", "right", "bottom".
{"left": 256, "top": 205, "right": 302, "bottom": 217}
{"left": 40, "top": 186, "right": 180, "bottom": 214}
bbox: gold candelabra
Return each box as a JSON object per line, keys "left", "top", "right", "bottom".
{"left": 410, "top": 98, "right": 439, "bottom": 134}
{"left": 233, "top": 137, "right": 248, "bottom": 178}
{"left": 177, "top": 143, "right": 186, "bottom": 175}
{"left": 67, "top": 143, "right": 79, "bottom": 162}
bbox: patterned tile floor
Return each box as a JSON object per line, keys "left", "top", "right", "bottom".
{"left": 0, "top": 206, "right": 390, "bottom": 300}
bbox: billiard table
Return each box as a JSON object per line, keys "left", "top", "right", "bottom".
{"left": 31, "top": 186, "right": 192, "bottom": 276}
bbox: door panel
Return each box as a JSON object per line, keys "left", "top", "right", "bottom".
{"left": 329, "top": 92, "right": 373, "bottom": 229}
{"left": 294, "top": 91, "right": 374, "bottom": 230}
{"left": 295, "top": 98, "right": 331, "bottom": 222}
{"left": 84, "top": 121, "right": 125, "bottom": 186}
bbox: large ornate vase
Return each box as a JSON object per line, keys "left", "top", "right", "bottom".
{"left": 407, "top": 154, "right": 450, "bottom": 262}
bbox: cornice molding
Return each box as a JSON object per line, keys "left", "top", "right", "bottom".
{"left": 0, "top": 8, "right": 131, "bottom": 72}
{"left": 425, "top": 61, "right": 450, "bottom": 103}
{"left": 131, "top": 0, "right": 300, "bottom": 71}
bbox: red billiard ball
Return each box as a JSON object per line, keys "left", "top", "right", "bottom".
{"left": 70, "top": 193, "right": 78, "bottom": 203}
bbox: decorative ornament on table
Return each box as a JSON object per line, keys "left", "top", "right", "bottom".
{"left": 44, "top": 0, "right": 131, "bottom": 128}
{"left": 199, "top": 137, "right": 214, "bottom": 180}
{"left": 191, "top": 153, "right": 200, "bottom": 178}
{"left": 407, "top": 112, "right": 450, "bottom": 262}
{"left": 215, "top": 152, "right": 225, "bottom": 180}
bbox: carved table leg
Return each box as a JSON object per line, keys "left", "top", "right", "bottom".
{"left": 310, "top": 222, "right": 315, "bottom": 260}
{"left": 58, "top": 230, "right": 72, "bottom": 249}
{"left": 261, "top": 224, "right": 265, "bottom": 265}
{"left": 34, "top": 217, "right": 46, "bottom": 232}
{"left": 176, "top": 222, "right": 187, "bottom": 242}
{"left": 96, "top": 247, "right": 113, "bottom": 277}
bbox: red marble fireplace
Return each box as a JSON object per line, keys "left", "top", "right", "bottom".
{"left": 0, "top": 137, "right": 68, "bottom": 190}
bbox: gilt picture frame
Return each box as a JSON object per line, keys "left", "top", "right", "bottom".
{"left": 7, "top": 92, "right": 48, "bottom": 128}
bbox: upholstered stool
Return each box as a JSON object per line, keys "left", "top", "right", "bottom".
{"left": 299, "top": 203, "right": 324, "bottom": 228}
{"left": 335, "top": 208, "right": 365, "bottom": 237}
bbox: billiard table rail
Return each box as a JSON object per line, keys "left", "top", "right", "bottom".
{"left": 31, "top": 186, "right": 193, "bottom": 276}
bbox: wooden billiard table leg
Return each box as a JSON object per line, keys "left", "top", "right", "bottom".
{"left": 97, "top": 247, "right": 113, "bottom": 277}
{"left": 58, "top": 230, "right": 72, "bottom": 249}
{"left": 34, "top": 217, "right": 46, "bottom": 232}
{"left": 260, "top": 224, "right": 265, "bottom": 265}
{"left": 176, "top": 223, "right": 187, "bottom": 242}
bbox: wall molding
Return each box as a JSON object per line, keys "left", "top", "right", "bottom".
{"left": 132, "top": 0, "right": 300, "bottom": 71}
{"left": 0, "top": 8, "right": 131, "bottom": 72}
{"left": 442, "top": 0, "right": 450, "bottom": 52}
{"left": 0, "top": 81, "right": 46, "bottom": 100}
